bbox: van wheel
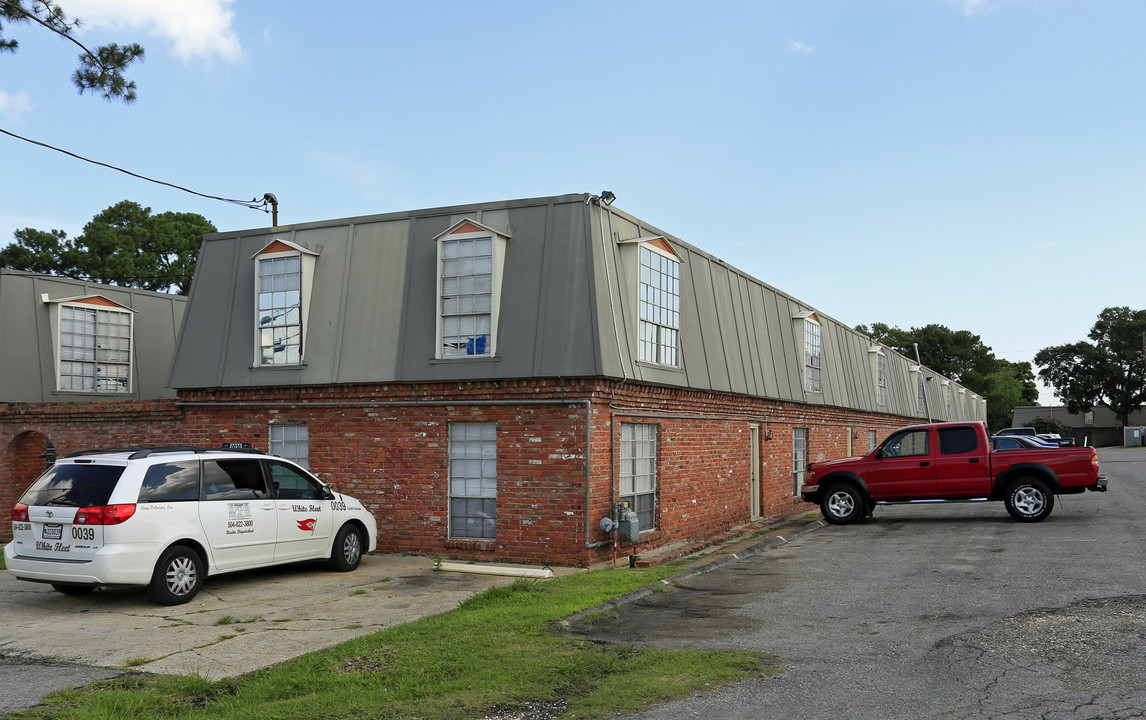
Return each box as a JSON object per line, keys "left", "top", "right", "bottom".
{"left": 51, "top": 583, "right": 95, "bottom": 596}
{"left": 149, "top": 546, "right": 204, "bottom": 605}
{"left": 1005, "top": 478, "right": 1054, "bottom": 522}
{"left": 329, "top": 524, "right": 364, "bottom": 572}
{"left": 820, "top": 483, "right": 865, "bottom": 525}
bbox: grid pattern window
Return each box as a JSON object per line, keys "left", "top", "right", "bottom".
{"left": 269, "top": 424, "right": 309, "bottom": 469}
{"left": 440, "top": 236, "right": 493, "bottom": 357}
{"left": 619, "top": 423, "right": 657, "bottom": 531}
{"left": 868, "top": 430, "right": 877, "bottom": 452}
{"left": 945, "top": 386, "right": 953, "bottom": 417}
{"left": 876, "top": 352, "right": 887, "bottom": 405}
{"left": 638, "top": 246, "right": 680, "bottom": 366}
{"left": 804, "top": 319, "right": 822, "bottom": 393}
{"left": 793, "top": 428, "right": 808, "bottom": 493}
{"left": 258, "top": 255, "right": 302, "bottom": 365}
{"left": 59, "top": 305, "right": 132, "bottom": 393}
{"left": 448, "top": 422, "right": 497, "bottom": 539}
{"left": 917, "top": 374, "right": 926, "bottom": 415}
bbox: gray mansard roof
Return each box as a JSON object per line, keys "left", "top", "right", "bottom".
{"left": 0, "top": 269, "right": 186, "bottom": 403}
{"left": 169, "top": 193, "right": 984, "bottom": 422}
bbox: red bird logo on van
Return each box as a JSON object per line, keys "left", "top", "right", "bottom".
{"left": 297, "top": 518, "right": 317, "bottom": 532}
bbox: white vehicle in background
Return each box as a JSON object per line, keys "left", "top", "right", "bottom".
{"left": 5, "top": 446, "right": 378, "bottom": 605}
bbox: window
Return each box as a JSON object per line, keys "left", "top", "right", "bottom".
{"left": 917, "top": 373, "right": 927, "bottom": 416}
{"left": 939, "top": 426, "right": 978, "bottom": 455}
{"left": 804, "top": 318, "right": 822, "bottom": 393}
{"left": 638, "top": 245, "right": 680, "bottom": 366}
{"left": 793, "top": 428, "right": 808, "bottom": 493}
{"left": 266, "top": 460, "right": 324, "bottom": 500}
{"left": 875, "top": 350, "right": 887, "bottom": 406}
{"left": 257, "top": 254, "right": 302, "bottom": 365}
{"left": 138, "top": 461, "right": 200, "bottom": 503}
{"left": 440, "top": 236, "right": 492, "bottom": 357}
{"left": 448, "top": 422, "right": 497, "bottom": 539}
{"left": 435, "top": 219, "right": 509, "bottom": 360}
{"left": 881, "top": 429, "right": 929, "bottom": 458}
{"left": 868, "top": 430, "right": 877, "bottom": 452}
{"left": 619, "top": 423, "right": 657, "bottom": 531}
{"left": 253, "top": 239, "right": 318, "bottom": 367}
{"left": 944, "top": 383, "right": 953, "bottom": 417}
{"left": 201, "top": 459, "right": 269, "bottom": 501}
{"left": 270, "top": 424, "right": 309, "bottom": 469}
{"left": 59, "top": 304, "right": 133, "bottom": 393}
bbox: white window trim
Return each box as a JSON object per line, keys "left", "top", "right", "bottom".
{"left": 794, "top": 311, "right": 822, "bottom": 394}
{"left": 41, "top": 294, "right": 136, "bottom": 395}
{"left": 869, "top": 346, "right": 887, "bottom": 406}
{"left": 252, "top": 239, "right": 318, "bottom": 367}
{"left": 793, "top": 427, "right": 808, "bottom": 494}
{"left": 619, "top": 422, "right": 658, "bottom": 532}
{"left": 636, "top": 240, "right": 682, "bottom": 368}
{"left": 433, "top": 219, "right": 510, "bottom": 360}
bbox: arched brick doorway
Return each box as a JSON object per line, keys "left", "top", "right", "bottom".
{"left": 2, "top": 431, "right": 55, "bottom": 542}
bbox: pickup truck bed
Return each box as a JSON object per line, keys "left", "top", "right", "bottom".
{"left": 801, "top": 421, "right": 1107, "bottom": 524}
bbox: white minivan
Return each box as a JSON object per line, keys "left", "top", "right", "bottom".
{"left": 5, "top": 446, "right": 378, "bottom": 604}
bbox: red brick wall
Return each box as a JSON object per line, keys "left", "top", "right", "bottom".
{"left": 1, "top": 380, "right": 909, "bottom": 564}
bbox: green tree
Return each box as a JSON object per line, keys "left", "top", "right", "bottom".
{"left": 856, "top": 322, "right": 1038, "bottom": 431}
{"left": 0, "top": 200, "right": 214, "bottom": 294}
{"left": 1034, "top": 307, "right": 1146, "bottom": 426}
{"left": 0, "top": 0, "right": 144, "bottom": 101}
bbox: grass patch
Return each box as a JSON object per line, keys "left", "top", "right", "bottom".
{"left": 214, "top": 615, "right": 236, "bottom": 626}
{"left": 123, "top": 657, "right": 152, "bottom": 668}
{"left": 351, "top": 588, "right": 367, "bottom": 596}
{"left": 19, "top": 566, "right": 771, "bottom": 720}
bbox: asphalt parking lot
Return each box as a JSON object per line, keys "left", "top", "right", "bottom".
{"left": 0, "top": 553, "right": 542, "bottom": 716}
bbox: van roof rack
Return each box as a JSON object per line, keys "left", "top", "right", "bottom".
{"left": 63, "top": 446, "right": 266, "bottom": 460}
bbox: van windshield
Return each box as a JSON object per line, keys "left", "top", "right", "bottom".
{"left": 19, "top": 465, "right": 126, "bottom": 507}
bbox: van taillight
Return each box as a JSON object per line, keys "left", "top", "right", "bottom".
{"left": 12, "top": 503, "right": 29, "bottom": 522}
{"left": 75, "top": 504, "right": 136, "bottom": 525}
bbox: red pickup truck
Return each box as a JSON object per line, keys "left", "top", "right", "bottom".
{"left": 801, "top": 421, "right": 1107, "bottom": 524}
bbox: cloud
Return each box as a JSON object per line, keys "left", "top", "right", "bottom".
{"left": 789, "top": 40, "right": 815, "bottom": 54}
{"left": 64, "top": 0, "right": 242, "bottom": 62}
{"left": 955, "top": 0, "right": 995, "bottom": 17}
{"left": 0, "top": 90, "right": 34, "bottom": 120}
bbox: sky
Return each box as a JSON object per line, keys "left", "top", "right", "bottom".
{"left": 1, "top": 0, "right": 1142, "bottom": 406}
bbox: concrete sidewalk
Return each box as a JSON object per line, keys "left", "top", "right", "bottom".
{"left": 0, "top": 554, "right": 543, "bottom": 680}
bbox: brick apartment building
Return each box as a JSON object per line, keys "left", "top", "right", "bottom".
{"left": 1, "top": 195, "right": 985, "bottom": 564}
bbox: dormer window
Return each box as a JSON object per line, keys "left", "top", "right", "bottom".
{"left": 253, "top": 239, "right": 318, "bottom": 366}
{"left": 870, "top": 346, "right": 887, "bottom": 406}
{"left": 434, "top": 219, "right": 509, "bottom": 359}
{"left": 794, "top": 311, "right": 822, "bottom": 393}
{"left": 42, "top": 294, "right": 134, "bottom": 394}
{"left": 637, "top": 240, "right": 680, "bottom": 367}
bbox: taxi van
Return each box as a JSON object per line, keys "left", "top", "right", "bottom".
{"left": 4, "top": 446, "right": 378, "bottom": 604}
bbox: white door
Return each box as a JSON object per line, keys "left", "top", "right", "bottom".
{"left": 266, "top": 460, "right": 333, "bottom": 561}
{"left": 197, "top": 458, "right": 277, "bottom": 571}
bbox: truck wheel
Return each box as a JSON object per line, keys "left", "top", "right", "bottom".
{"left": 149, "top": 545, "right": 204, "bottom": 605}
{"left": 328, "top": 524, "right": 364, "bottom": 572}
{"left": 821, "top": 483, "right": 864, "bottom": 525}
{"left": 1004, "top": 477, "right": 1054, "bottom": 522}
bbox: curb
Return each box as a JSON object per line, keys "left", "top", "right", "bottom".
{"left": 560, "top": 517, "right": 826, "bottom": 628}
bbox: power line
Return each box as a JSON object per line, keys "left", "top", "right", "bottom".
{"left": 0, "top": 126, "right": 273, "bottom": 212}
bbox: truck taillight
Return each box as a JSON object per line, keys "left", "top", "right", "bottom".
{"left": 75, "top": 504, "right": 136, "bottom": 526}
{"left": 1091, "top": 450, "right": 1100, "bottom": 474}
{"left": 12, "top": 503, "right": 29, "bottom": 522}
